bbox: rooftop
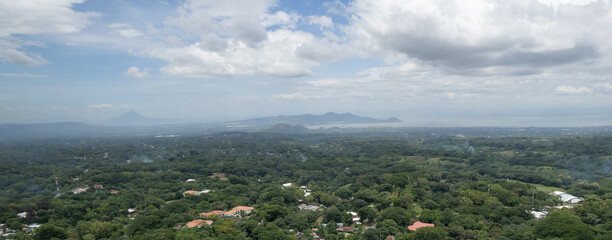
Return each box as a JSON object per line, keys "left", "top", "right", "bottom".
{"left": 408, "top": 221, "right": 435, "bottom": 231}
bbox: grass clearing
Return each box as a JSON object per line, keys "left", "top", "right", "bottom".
{"left": 505, "top": 179, "right": 564, "bottom": 193}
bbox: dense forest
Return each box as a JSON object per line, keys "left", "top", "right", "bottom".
{"left": 1, "top": 130, "right": 612, "bottom": 240}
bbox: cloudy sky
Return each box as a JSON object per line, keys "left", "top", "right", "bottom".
{"left": 1, "top": 0, "right": 611, "bottom": 126}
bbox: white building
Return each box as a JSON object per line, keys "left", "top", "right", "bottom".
{"left": 529, "top": 210, "right": 548, "bottom": 219}
{"left": 551, "top": 191, "right": 584, "bottom": 204}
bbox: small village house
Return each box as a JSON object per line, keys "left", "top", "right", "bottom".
{"left": 408, "top": 221, "right": 435, "bottom": 231}
{"left": 222, "top": 206, "right": 254, "bottom": 217}
{"left": 185, "top": 220, "right": 213, "bottom": 228}
{"left": 183, "top": 190, "right": 210, "bottom": 195}
{"left": 200, "top": 210, "right": 225, "bottom": 218}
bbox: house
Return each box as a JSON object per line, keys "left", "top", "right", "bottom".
{"left": 408, "top": 221, "right": 435, "bottom": 231}
{"left": 298, "top": 204, "right": 321, "bottom": 211}
{"left": 347, "top": 211, "right": 360, "bottom": 222}
{"left": 336, "top": 226, "right": 351, "bottom": 232}
{"left": 200, "top": 210, "right": 225, "bottom": 218}
{"left": 24, "top": 223, "right": 41, "bottom": 232}
{"left": 185, "top": 220, "right": 213, "bottom": 228}
{"left": 223, "top": 206, "right": 254, "bottom": 217}
{"left": 551, "top": 191, "right": 584, "bottom": 204}
{"left": 72, "top": 187, "right": 89, "bottom": 194}
{"left": 529, "top": 210, "right": 547, "bottom": 219}
{"left": 183, "top": 190, "right": 210, "bottom": 196}
{"left": 127, "top": 208, "right": 137, "bottom": 218}
{"left": 17, "top": 212, "right": 27, "bottom": 218}
{"left": 282, "top": 183, "right": 293, "bottom": 188}
{"left": 93, "top": 184, "right": 103, "bottom": 190}
{"left": 185, "top": 179, "right": 195, "bottom": 183}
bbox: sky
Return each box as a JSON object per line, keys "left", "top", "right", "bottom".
{"left": 1, "top": 0, "right": 612, "bottom": 126}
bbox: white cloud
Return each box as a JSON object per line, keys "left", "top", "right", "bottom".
{"left": 88, "top": 103, "right": 112, "bottom": 108}
{"left": 108, "top": 23, "right": 143, "bottom": 38}
{"left": 307, "top": 15, "right": 333, "bottom": 28}
{"left": 2, "top": 49, "right": 48, "bottom": 66}
{"left": 0, "top": 0, "right": 98, "bottom": 37}
{"left": 355, "top": 60, "right": 431, "bottom": 80}
{"left": 168, "top": 0, "right": 275, "bottom": 45}
{"left": 270, "top": 92, "right": 312, "bottom": 100}
{"left": 537, "top": 0, "right": 600, "bottom": 7}
{"left": 125, "top": 67, "right": 150, "bottom": 78}
{"left": 144, "top": 0, "right": 346, "bottom": 78}
{"left": 555, "top": 85, "right": 594, "bottom": 95}
{"left": 119, "top": 104, "right": 131, "bottom": 108}
{"left": 148, "top": 29, "right": 323, "bottom": 78}
{"left": 262, "top": 11, "right": 301, "bottom": 28}
{"left": 0, "top": 0, "right": 99, "bottom": 66}
{"left": 343, "top": 0, "right": 612, "bottom": 76}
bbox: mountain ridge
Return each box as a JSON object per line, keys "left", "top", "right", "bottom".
{"left": 238, "top": 112, "right": 401, "bottom": 126}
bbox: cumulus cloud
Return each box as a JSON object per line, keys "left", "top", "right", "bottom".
{"left": 0, "top": 0, "right": 98, "bottom": 37}
{"left": 148, "top": 29, "right": 321, "bottom": 78}
{"left": 0, "top": 0, "right": 99, "bottom": 66}
{"left": 261, "top": 11, "right": 301, "bottom": 28}
{"left": 555, "top": 85, "right": 594, "bottom": 95}
{"left": 88, "top": 103, "right": 112, "bottom": 108}
{"left": 145, "top": 0, "right": 345, "bottom": 78}
{"left": 307, "top": 15, "right": 333, "bottom": 28}
{"left": 145, "top": 0, "right": 612, "bottom": 80}
{"left": 343, "top": 0, "right": 612, "bottom": 76}
{"left": 125, "top": 67, "right": 150, "bottom": 78}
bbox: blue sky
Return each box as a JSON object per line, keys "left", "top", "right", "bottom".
{"left": 1, "top": 0, "right": 612, "bottom": 126}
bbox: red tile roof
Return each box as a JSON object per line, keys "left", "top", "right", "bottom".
{"left": 408, "top": 221, "right": 435, "bottom": 231}
{"left": 185, "top": 220, "right": 212, "bottom": 228}
{"left": 200, "top": 210, "right": 225, "bottom": 217}
{"left": 233, "top": 206, "right": 254, "bottom": 211}
{"left": 224, "top": 206, "right": 254, "bottom": 215}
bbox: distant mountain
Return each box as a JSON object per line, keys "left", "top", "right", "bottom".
{"left": 238, "top": 112, "right": 401, "bottom": 127}
{"left": 105, "top": 111, "right": 165, "bottom": 125}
